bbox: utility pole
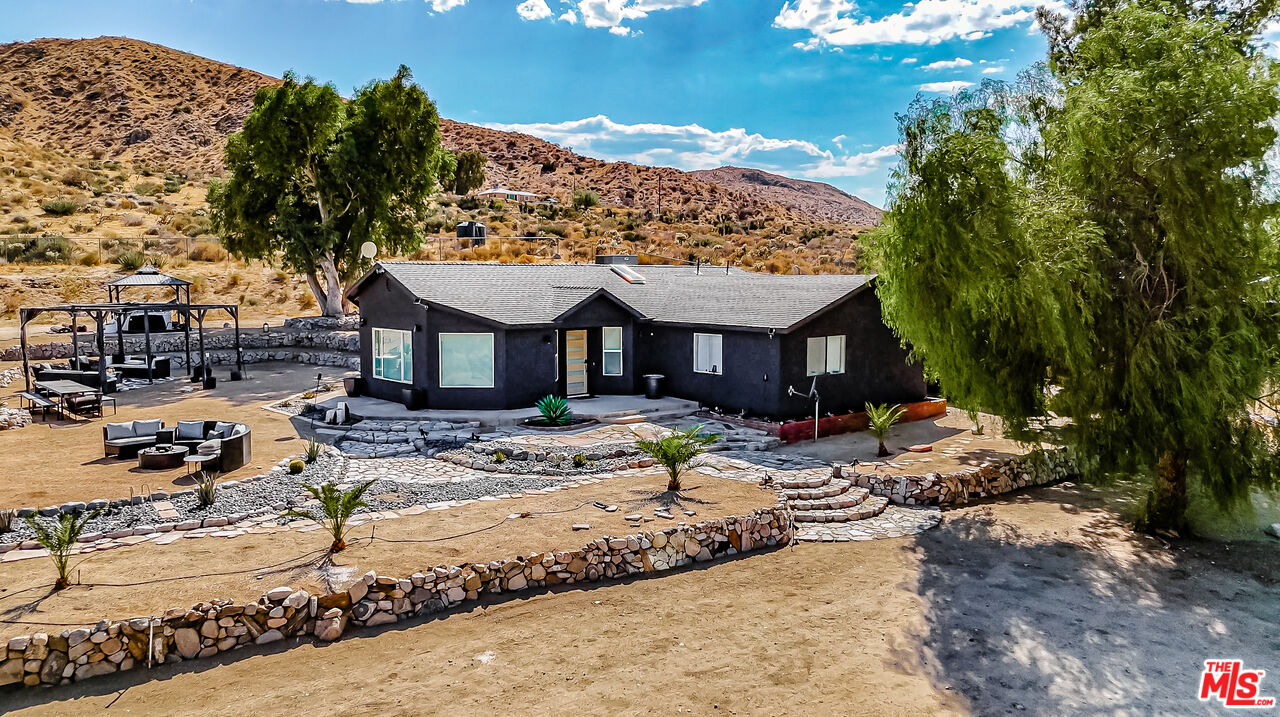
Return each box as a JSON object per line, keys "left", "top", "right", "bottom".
{"left": 657, "top": 174, "right": 662, "bottom": 218}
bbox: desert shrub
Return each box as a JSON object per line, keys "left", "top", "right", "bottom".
{"left": 228, "top": 271, "right": 242, "bottom": 287}
{"left": 573, "top": 191, "right": 600, "bottom": 209}
{"left": 41, "top": 200, "right": 78, "bottom": 216}
{"left": 60, "top": 167, "right": 94, "bottom": 187}
{"left": 2, "top": 293, "right": 21, "bottom": 316}
{"left": 142, "top": 237, "right": 162, "bottom": 250}
{"left": 3, "top": 236, "right": 73, "bottom": 263}
{"left": 272, "top": 268, "right": 288, "bottom": 283}
{"left": 134, "top": 181, "right": 162, "bottom": 196}
{"left": 304, "top": 439, "right": 323, "bottom": 463}
{"left": 0, "top": 508, "right": 13, "bottom": 533}
{"left": 458, "top": 195, "right": 480, "bottom": 210}
{"left": 196, "top": 470, "right": 219, "bottom": 507}
{"left": 121, "top": 214, "right": 145, "bottom": 227}
{"left": 113, "top": 248, "right": 147, "bottom": 270}
{"left": 298, "top": 292, "right": 316, "bottom": 310}
{"left": 288, "top": 459, "right": 305, "bottom": 474}
{"left": 534, "top": 394, "right": 572, "bottom": 426}
{"left": 572, "top": 453, "right": 588, "bottom": 468}
{"left": 538, "top": 224, "right": 567, "bottom": 238}
{"left": 493, "top": 451, "right": 507, "bottom": 464}
{"left": 189, "top": 240, "right": 227, "bottom": 262}
{"left": 182, "top": 217, "right": 211, "bottom": 237}
{"left": 162, "top": 178, "right": 182, "bottom": 193}
{"left": 78, "top": 252, "right": 100, "bottom": 266}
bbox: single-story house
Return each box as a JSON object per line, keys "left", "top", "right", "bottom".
{"left": 477, "top": 187, "right": 539, "bottom": 203}
{"left": 346, "top": 261, "right": 925, "bottom": 419}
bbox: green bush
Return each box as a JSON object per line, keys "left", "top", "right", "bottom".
{"left": 493, "top": 451, "right": 507, "bottom": 464}
{"left": 304, "top": 439, "right": 323, "bottom": 463}
{"left": 2, "top": 236, "right": 73, "bottom": 264}
{"left": 534, "top": 394, "right": 572, "bottom": 426}
{"left": 134, "top": 181, "right": 162, "bottom": 196}
{"left": 114, "top": 249, "right": 147, "bottom": 270}
{"left": 196, "top": 470, "right": 219, "bottom": 507}
{"left": 288, "top": 459, "right": 306, "bottom": 474}
{"left": 572, "top": 191, "right": 600, "bottom": 209}
{"left": 41, "top": 200, "right": 78, "bottom": 216}
{"left": 572, "top": 453, "right": 588, "bottom": 468}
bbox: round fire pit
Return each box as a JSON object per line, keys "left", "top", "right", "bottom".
{"left": 138, "top": 444, "right": 189, "bottom": 470}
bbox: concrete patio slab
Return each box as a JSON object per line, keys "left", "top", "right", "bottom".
{"left": 315, "top": 393, "right": 700, "bottom": 427}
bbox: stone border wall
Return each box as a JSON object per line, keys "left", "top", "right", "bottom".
{"left": 2, "top": 330, "right": 359, "bottom": 369}
{"left": 0, "top": 506, "right": 791, "bottom": 689}
{"left": 835, "top": 448, "right": 1077, "bottom": 506}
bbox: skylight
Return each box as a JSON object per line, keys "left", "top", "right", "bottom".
{"left": 610, "top": 265, "right": 646, "bottom": 284}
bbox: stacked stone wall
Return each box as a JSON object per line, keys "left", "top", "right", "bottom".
{"left": 836, "top": 448, "right": 1076, "bottom": 506}
{"left": 0, "top": 506, "right": 790, "bottom": 690}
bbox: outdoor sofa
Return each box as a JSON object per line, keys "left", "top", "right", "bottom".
{"left": 32, "top": 364, "right": 118, "bottom": 393}
{"left": 102, "top": 419, "right": 166, "bottom": 458}
{"left": 163, "top": 420, "right": 252, "bottom": 473}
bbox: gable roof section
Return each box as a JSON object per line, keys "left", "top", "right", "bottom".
{"left": 354, "top": 262, "right": 873, "bottom": 332}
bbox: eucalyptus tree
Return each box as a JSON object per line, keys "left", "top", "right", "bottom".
{"left": 210, "top": 66, "right": 447, "bottom": 316}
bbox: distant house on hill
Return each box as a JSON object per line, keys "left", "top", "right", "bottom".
{"left": 346, "top": 259, "right": 925, "bottom": 417}
{"left": 477, "top": 187, "right": 538, "bottom": 203}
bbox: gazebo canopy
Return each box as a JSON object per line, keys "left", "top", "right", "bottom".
{"left": 105, "top": 265, "right": 192, "bottom": 288}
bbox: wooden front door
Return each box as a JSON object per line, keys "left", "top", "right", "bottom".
{"left": 565, "top": 330, "right": 588, "bottom": 397}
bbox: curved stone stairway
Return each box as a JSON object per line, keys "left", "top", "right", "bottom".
{"left": 773, "top": 468, "right": 889, "bottom": 524}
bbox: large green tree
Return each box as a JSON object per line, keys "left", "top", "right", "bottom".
{"left": 871, "top": 0, "right": 1280, "bottom": 532}
{"left": 209, "top": 66, "right": 446, "bottom": 316}
{"left": 451, "top": 150, "right": 486, "bottom": 195}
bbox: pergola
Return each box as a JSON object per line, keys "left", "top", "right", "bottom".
{"left": 18, "top": 302, "right": 242, "bottom": 392}
{"left": 105, "top": 265, "right": 191, "bottom": 304}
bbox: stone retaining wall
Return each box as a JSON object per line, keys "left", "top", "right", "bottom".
{"left": 835, "top": 448, "right": 1077, "bottom": 506}
{"left": 3, "top": 330, "right": 359, "bottom": 369}
{"left": 0, "top": 506, "right": 791, "bottom": 689}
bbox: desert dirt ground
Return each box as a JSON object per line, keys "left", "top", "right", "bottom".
{"left": 0, "top": 470, "right": 773, "bottom": 637}
{"left": 0, "top": 361, "right": 350, "bottom": 508}
{"left": 2, "top": 479, "right": 1275, "bottom": 716}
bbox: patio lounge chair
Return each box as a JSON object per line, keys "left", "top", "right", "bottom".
{"left": 167, "top": 420, "right": 252, "bottom": 472}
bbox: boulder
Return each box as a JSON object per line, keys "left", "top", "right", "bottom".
{"left": 173, "top": 628, "right": 200, "bottom": 659}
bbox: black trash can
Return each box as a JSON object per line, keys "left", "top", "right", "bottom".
{"left": 643, "top": 374, "right": 665, "bottom": 400}
{"left": 203, "top": 375, "right": 217, "bottom": 390}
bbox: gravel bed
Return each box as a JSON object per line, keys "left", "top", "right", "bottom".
{"left": 0, "top": 453, "right": 566, "bottom": 546}
{"left": 437, "top": 440, "right": 644, "bottom": 476}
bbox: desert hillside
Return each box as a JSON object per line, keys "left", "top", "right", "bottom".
{"left": 0, "top": 36, "right": 878, "bottom": 228}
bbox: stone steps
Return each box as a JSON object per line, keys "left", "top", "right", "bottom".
{"left": 779, "top": 478, "right": 853, "bottom": 500}
{"left": 773, "top": 472, "right": 834, "bottom": 490}
{"left": 791, "top": 496, "right": 888, "bottom": 523}
{"left": 789, "top": 486, "right": 870, "bottom": 511}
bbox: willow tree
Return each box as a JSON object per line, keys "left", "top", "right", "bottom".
{"left": 871, "top": 0, "right": 1280, "bottom": 532}
{"left": 209, "top": 66, "right": 446, "bottom": 316}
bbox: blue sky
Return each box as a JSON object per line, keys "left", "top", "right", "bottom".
{"left": 2, "top": 0, "right": 1055, "bottom": 206}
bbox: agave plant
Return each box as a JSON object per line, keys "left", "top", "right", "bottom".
{"left": 534, "top": 394, "right": 572, "bottom": 426}
{"left": 635, "top": 424, "right": 722, "bottom": 491}
{"left": 304, "top": 438, "right": 324, "bottom": 463}
{"left": 865, "top": 403, "right": 907, "bottom": 457}
{"left": 25, "top": 510, "right": 101, "bottom": 590}
{"left": 287, "top": 480, "right": 375, "bottom": 553}
{"left": 196, "top": 469, "right": 219, "bottom": 507}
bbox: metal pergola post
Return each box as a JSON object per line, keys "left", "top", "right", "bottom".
{"left": 143, "top": 308, "right": 153, "bottom": 383}
{"left": 232, "top": 308, "right": 243, "bottom": 375}
{"left": 19, "top": 309, "right": 32, "bottom": 392}
{"left": 95, "top": 313, "right": 107, "bottom": 390}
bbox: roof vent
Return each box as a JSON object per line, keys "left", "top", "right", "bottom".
{"left": 610, "top": 265, "right": 646, "bottom": 284}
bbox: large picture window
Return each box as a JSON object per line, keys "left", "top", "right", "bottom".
{"left": 693, "top": 333, "right": 723, "bottom": 375}
{"left": 602, "top": 327, "right": 623, "bottom": 376}
{"left": 806, "top": 335, "right": 846, "bottom": 376}
{"left": 439, "top": 333, "right": 495, "bottom": 388}
{"left": 372, "top": 328, "right": 413, "bottom": 383}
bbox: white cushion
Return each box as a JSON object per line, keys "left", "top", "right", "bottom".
{"left": 176, "top": 420, "right": 205, "bottom": 440}
{"left": 196, "top": 439, "right": 221, "bottom": 456}
{"left": 214, "top": 421, "right": 237, "bottom": 438}
{"left": 105, "top": 422, "right": 134, "bottom": 441}
{"left": 133, "top": 419, "right": 163, "bottom": 437}
{"left": 228, "top": 425, "right": 247, "bottom": 438}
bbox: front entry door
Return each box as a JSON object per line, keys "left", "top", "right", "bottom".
{"left": 565, "top": 330, "right": 588, "bottom": 397}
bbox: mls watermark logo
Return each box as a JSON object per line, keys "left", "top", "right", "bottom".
{"left": 1200, "top": 660, "right": 1276, "bottom": 708}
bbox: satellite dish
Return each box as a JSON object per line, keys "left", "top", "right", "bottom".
{"left": 360, "top": 242, "right": 377, "bottom": 260}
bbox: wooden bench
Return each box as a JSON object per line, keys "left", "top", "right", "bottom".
{"left": 17, "top": 391, "right": 59, "bottom": 419}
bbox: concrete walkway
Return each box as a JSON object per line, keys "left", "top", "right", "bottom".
{"left": 317, "top": 393, "right": 700, "bottom": 426}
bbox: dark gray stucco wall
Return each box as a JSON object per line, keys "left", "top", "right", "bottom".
{"left": 775, "top": 288, "right": 925, "bottom": 418}
{"left": 355, "top": 273, "right": 429, "bottom": 406}
{"left": 637, "top": 325, "right": 781, "bottom": 417}
{"left": 556, "top": 295, "right": 637, "bottom": 397}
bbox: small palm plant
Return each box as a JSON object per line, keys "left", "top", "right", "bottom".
{"left": 25, "top": 510, "right": 101, "bottom": 590}
{"left": 635, "top": 424, "right": 722, "bottom": 491}
{"left": 195, "top": 469, "right": 219, "bottom": 507}
{"left": 865, "top": 403, "right": 907, "bottom": 457}
{"left": 534, "top": 394, "right": 572, "bottom": 426}
{"left": 287, "top": 480, "right": 375, "bottom": 553}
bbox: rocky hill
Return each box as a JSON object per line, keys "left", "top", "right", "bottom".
{"left": 690, "top": 166, "right": 882, "bottom": 225}
{"left": 0, "top": 36, "right": 878, "bottom": 228}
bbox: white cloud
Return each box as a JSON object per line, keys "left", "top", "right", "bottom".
{"left": 919, "top": 80, "right": 974, "bottom": 92}
{"left": 427, "top": 0, "right": 469, "bottom": 12}
{"left": 516, "top": 0, "right": 553, "bottom": 20}
{"left": 831, "top": 133, "right": 846, "bottom": 148}
{"left": 920, "top": 57, "right": 973, "bottom": 70}
{"left": 559, "top": 9, "right": 579, "bottom": 22}
{"left": 533, "top": 0, "right": 709, "bottom": 34}
{"left": 481, "top": 114, "right": 899, "bottom": 180}
{"left": 981, "top": 65, "right": 1005, "bottom": 74}
{"left": 609, "top": 24, "right": 634, "bottom": 35}
{"left": 773, "top": 0, "right": 1062, "bottom": 47}
{"left": 901, "top": 57, "right": 918, "bottom": 64}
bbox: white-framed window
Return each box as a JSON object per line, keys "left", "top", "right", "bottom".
{"left": 693, "top": 333, "right": 723, "bottom": 375}
{"left": 439, "top": 333, "right": 495, "bottom": 388}
{"left": 372, "top": 328, "right": 413, "bottom": 383}
{"left": 602, "top": 327, "right": 623, "bottom": 376}
{"left": 806, "top": 335, "right": 846, "bottom": 376}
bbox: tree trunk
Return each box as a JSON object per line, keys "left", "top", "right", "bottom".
{"left": 877, "top": 438, "right": 889, "bottom": 457}
{"left": 304, "top": 271, "right": 329, "bottom": 315}
{"left": 1141, "top": 448, "right": 1189, "bottom": 534}
{"left": 316, "top": 254, "right": 345, "bottom": 318}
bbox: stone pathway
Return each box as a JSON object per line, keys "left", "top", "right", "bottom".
{"left": 792, "top": 504, "right": 941, "bottom": 542}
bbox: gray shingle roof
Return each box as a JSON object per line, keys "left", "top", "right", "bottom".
{"left": 106, "top": 265, "right": 191, "bottom": 287}
{"left": 366, "top": 262, "right": 873, "bottom": 331}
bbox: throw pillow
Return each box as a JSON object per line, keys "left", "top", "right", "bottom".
{"left": 133, "top": 419, "right": 163, "bottom": 437}
{"left": 176, "top": 420, "right": 205, "bottom": 440}
{"left": 105, "top": 422, "right": 134, "bottom": 441}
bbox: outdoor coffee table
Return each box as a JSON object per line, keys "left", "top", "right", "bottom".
{"left": 138, "top": 444, "right": 188, "bottom": 470}
{"left": 184, "top": 453, "right": 220, "bottom": 476}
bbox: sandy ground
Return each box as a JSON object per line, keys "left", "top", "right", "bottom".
{"left": 2, "top": 479, "right": 1275, "bottom": 715}
{"left": 775, "top": 407, "right": 1041, "bottom": 475}
{"left": 0, "top": 361, "right": 349, "bottom": 508}
{"left": 0, "top": 471, "right": 773, "bottom": 637}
